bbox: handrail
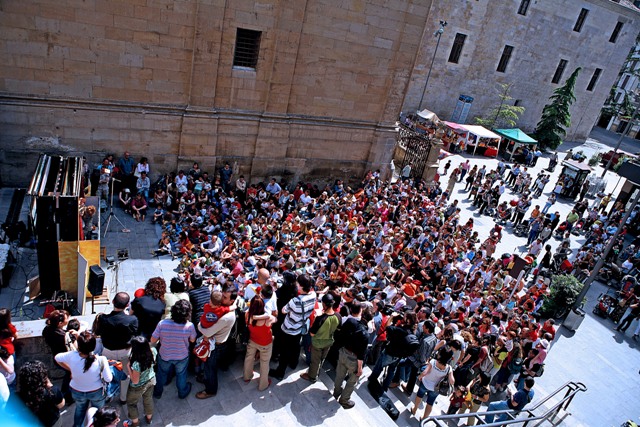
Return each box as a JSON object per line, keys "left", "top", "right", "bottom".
{"left": 421, "top": 381, "right": 587, "bottom": 427}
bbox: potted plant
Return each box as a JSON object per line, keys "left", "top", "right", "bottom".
{"left": 538, "top": 274, "right": 583, "bottom": 319}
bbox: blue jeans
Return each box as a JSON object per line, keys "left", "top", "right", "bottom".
{"left": 204, "top": 341, "right": 226, "bottom": 395}
{"left": 485, "top": 400, "right": 510, "bottom": 423}
{"left": 154, "top": 355, "right": 190, "bottom": 399}
{"left": 71, "top": 388, "right": 105, "bottom": 427}
{"left": 369, "top": 351, "right": 400, "bottom": 390}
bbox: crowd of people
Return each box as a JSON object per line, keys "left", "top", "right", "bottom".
{"left": 3, "top": 149, "right": 640, "bottom": 426}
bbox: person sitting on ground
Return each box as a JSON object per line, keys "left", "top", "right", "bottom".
{"left": 119, "top": 188, "right": 132, "bottom": 214}
{"left": 131, "top": 193, "right": 148, "bottom": 222}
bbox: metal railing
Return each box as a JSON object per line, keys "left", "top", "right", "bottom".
{"left": 421, "top": 381, "right": 587, "bottom": 427}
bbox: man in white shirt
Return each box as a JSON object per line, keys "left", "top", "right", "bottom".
{"left": 269, "top": 274, "right": 316, "bottom": 380}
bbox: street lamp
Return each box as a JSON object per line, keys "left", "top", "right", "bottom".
{"left": 418, "top": 20, "right": 447, "bottom": 111}
{"left": 601, "top": 89, "right": 640, "bottom": 178}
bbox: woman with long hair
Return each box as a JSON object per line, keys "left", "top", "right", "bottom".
{"left": 0, "top": 308, "right": 18, "bottom": 355}
{"left": 126, "top": 336, "right": 157, "bottom": 426}
{"left": 131, "top": 277, "right": 167, "bottom": 338}
{"left": 18, "top": 360, "right": 65, "bottom": 426}
{"left": 55, "top": 331, "right": 112, "bottom": 427}
{"left": 243, "top": 296, "right": 276, "bottom": 391}
{"left": 42, "top": 310, "right": 73, "bottom": 401}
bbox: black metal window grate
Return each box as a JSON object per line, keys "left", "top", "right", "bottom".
{"left": 610, "top": 22, "right": 623, "bottom": 43}
{"left": 552, "top": 59, "right": 568, "bottom": 84}
{"left": 448, "top": 33, "right": 467, "bottom": 64}
{"left": 497, "top": 45, "right": 514, "bottom": 73}
{"left": 574, "top": 8, "right": 589, "bottom": 32}
{"left": 233, "top": 28, "right": 261, "bottom": 69}
{"left": 518, "top": 0, "right": 531, "bottom": 16}
{"left": 587, "top": 68, "right": 602, "bottom": 91}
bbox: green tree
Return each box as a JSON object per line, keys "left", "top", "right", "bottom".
{"left": 474, "top": 83, "right": 525, "bottom": 129}
{"left": 534, "top": 67, "right": 581, "bottom": 149}
{"left": 538, "top": 274, "right": 583, "bottom": 319}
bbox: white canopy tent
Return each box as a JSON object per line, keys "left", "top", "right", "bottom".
{"left": 443, "top": 122, "right": 502, "bottom": 156}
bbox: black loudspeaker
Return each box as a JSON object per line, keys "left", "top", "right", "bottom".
{"left": 88, "top": 265, "right": 105, "bottom": 296}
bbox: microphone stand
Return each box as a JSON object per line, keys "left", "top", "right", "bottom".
{"left": 102, "top": 177, "right": 129, "bottom": 237}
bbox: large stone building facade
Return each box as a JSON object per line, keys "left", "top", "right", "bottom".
{"left": 2, "top": 0, "right": 640, "bottom": 187}
{"left": 403, "top": 0, "right": 640, "bottom": 143}
{"left": 0, "top": 0, "right": 431, "bottom": 186}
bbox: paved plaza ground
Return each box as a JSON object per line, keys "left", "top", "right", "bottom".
{"left": 1, "top": 126, "right": 639, "bottom": 426}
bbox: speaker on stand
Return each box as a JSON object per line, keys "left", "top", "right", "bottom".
{"left": 88, "top": 264, "right": 105, "bottom": 313}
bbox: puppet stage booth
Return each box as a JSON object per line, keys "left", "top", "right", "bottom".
{"left": 558, "top": 160, "right": 592, "bottom": 199}
{"left": 28, "top": 154, "right": 101, "bottom": 314}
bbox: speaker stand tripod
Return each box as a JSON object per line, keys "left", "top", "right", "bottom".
{"left": 102, "top": 177, "right": 129, "bottom": 237}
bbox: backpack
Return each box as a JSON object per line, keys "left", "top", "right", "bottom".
{"left": 479, "top": 347, "right": 493, "bottom": 374}
{"left": 399, "top": 333, "right": 420, "bottom": 358}
{"left": 436, "top": 364, "right": 453, "bottom": 396}
{"left": 508, "top": 355, "right": 524, "bottom": 374}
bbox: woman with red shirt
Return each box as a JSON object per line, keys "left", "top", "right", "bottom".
{"left": 0, "top": 308, "right": 17, "bottom": 355}
{"left": 243, "top": 296, "right": 276, "bottom": 391}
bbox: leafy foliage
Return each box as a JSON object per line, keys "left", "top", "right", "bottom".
{"left": 534, "top": 67, "right": 581, "bottom": 149}
{"left": 474, "top": 83, "right": 525, "bottom": 129}
{"left": 538, "top": 274, "right": 583, "bottom": 319}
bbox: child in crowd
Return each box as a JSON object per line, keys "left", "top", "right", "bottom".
{"left": 200, "top": 291, "right": 232, "bottom": 331}
{"left": 447, "top": 385, "right": 467, "bottom": 415}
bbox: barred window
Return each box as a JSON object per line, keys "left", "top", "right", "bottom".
{"left": 448, "top": 33, "right": 467, "bottom": 64}
{"left": 552, "top": 59, "right": 568, "bottom": 84}
{"left": 497, "top": 45, "right": 514, "bottom": 73}
{"left": 233, "top": 28, "right": 261, "bottom": 69}
{"left": 587, "top": 68, "right": 602, "bottom": 92}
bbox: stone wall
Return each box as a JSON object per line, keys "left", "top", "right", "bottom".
{"left": 402, "top": 0, "right": 640, "bottom": 142}
{"left": 0, "top": 0, "right": 431, "bottom": 187}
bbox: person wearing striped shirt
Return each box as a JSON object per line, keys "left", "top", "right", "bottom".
{"left": 269, "top": 274, "right": 316, "bottom": 380}
{"left": 150, "top": 300, "right": 196, "bottom": 400}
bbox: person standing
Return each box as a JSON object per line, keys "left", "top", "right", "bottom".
{"left": 300, "top": 293, "right": 340, "bottom": 383}
{"left": 333, "top": 302, "right": 370, "bottom": 409}
{"left": 219, "top": 163, "right": 233, "bottom": 194}
{"left": 151, "top": 300, "right": 196, "bottom": 399}
{"left": 130, "top": 277, "right": 166, "bottom": 339}
{"left": 18, "top": 361, "right": 65, "bottom": 427}
{"left": 55, "top": 332, "right": 113, "bottom": 427}
{"left": 615, "top": 302, "right": 640, "bottom": 338}
{"left": 117, "top": 151, "right": 135, "bottom": 190}
{"left": 269, "top": 274, "right": 316, "bottom": 380}
{"left": 243, "top": 296, "right": 276, "bottom": 391}
{"left": 484, "top": 377, "right": 535, "bottom": 423}
{"left": 126, "top": 336, "right": 156, "bottom": 426}
{"left": 401, "top": 163, "right": 412, "bottom": 181}
{"left": 97, "top": 292, "right": 138, "bottom": 405}
{"left": 196, "top": 285, "right": 238, "bottom": 399}
{"left": 459, "top": 160, "right": 470, "bottom": 182}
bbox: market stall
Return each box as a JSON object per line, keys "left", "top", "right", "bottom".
{"left": 443, "top": 123, "right": 501, "bottom": 157}
{"left": 494, "top": 128, "right": 537, "bottom": 161}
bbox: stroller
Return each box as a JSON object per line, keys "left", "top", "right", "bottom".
{"left": 494, "top": 206, "right": 512, "bottom": 225}
{"left": 593, "top": 291, "right": 618, "bottom": 318}
{"left": 514, "top": 222, "right": 530, "bottom": 237}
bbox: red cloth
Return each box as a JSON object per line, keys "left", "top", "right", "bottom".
{"left": 0, "top": 324, "right": 17, "bottom": 355}
{"left": 200, "top": 303, "right": 232, "bottom": 329}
